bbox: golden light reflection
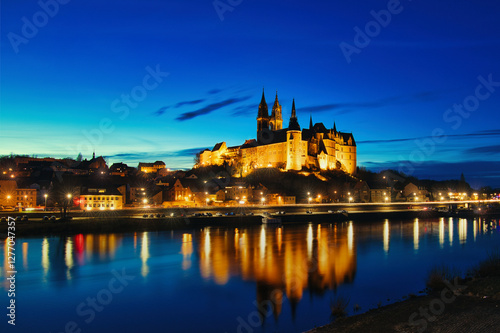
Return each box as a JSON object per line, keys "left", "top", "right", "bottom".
{"left": 79, "top": 234, "right": 122, "bottom": 262}
{"left": 459, "top": 219, "right": 467, "bottom": 245}
{"left": 260, "top": 226, "right": 266, "bottom": 262}
{"left": 347, "top": 222, "right": 354, "bottom": 253}
{"left": 194, "top": 224, "right": 357, "bottom": 318}
{"left": 473, "top": 219, "right": 477, "bottom": 241}
{"left": 42, "top": 238, "right": 49, "bottom": 279}
{"left": 181, "top": 233, "right": 193, "bottom": 270}
{"left": 307, "top": 224, "right": 313, "bottom": 260}
{"left": 277, "top": 227, "right": 282, "bottom": 254}
{"left": 449, "top": 217, "right": 454, "bottom": 246}
{"left": 65, "top": 237, "right": 74, "bottom": 280}
{"left": 439, "top": 218, "right": 445, "bottom": 249}
{"left": 383, "top": 219, "right": 389, "bottom": 254}
{"left": 413, "top": 219, "right": 419, "bottom": 251}
{"left": 141, "top": 232, "right": 150, "bottom": 277}
{"left": 3, "top": 240, "right": 9, "bottom": 290}
{"left": 23, "top": 242, "right": 28, "bottom": 270}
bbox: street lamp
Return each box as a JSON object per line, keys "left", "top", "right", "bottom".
{"left": 349, "top": 196, "right": 353, "bottom": 203}
{"left": 44, "top": 194, "right": 48, "bottom": 210}
{"left": 261, "top": 197, "right": 265, "bottom": 205}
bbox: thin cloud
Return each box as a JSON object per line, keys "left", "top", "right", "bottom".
{"left": 359, "top": 129, "right": 500, "bottom": 144}
{"left": 208, "top": 88, "right": 223, "bottom": 94}
{"left": 231, "top": 104, "right": 255, "bottom": 116}
{"left": 105, "top": 147, "right": 210, "bottom": 161}
{"left": 174, "top": 99, "right": 205, "bottom": 108}
{"left": 176, "top": 96, "right": 251, "bottom": 121}
{"left": 153, "top": 106, "right": 170, "bottom": 116}
{"left": 153, "top": 99, "right": 205, "bottom": 117}
{"left": 465, "top": 144, "right": 500, "bottom": 155}
{"left": 300, "top": 90, "right": 446, "bottom": 115}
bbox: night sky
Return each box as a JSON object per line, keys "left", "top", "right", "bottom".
{"left": 1, "top": 0, "right": 500, "bottom": 187}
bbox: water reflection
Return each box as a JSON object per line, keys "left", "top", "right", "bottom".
{"left": 449, "top": 217, "right": 454, "bottom": 246}
{"left": 439, "top": 218, "right": 445, "bottom": 249}
{"left": 22, "top": 242, "right": 28, "bottom": 270}
{"left": 42, "top": 238, "right": 49, "bottom": 280}
{"left": 459, "top": 219, "right": 467, "bottom": 245}
{"left": 197, "top": 224, "right": 357, "bottom": 316}
{"left": 141, "top": 232, "right": 150, "bottom": 278}
{"left": 383, "top": 219, "right": 390, "bottom": 254}
{"left": 413, "top": 219, "right": 419, "bottom": 251}
{"left": 65, "top": 237, "right": 74, "bottom": 280}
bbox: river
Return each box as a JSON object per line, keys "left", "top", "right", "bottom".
{"left": 1, "top": 217, "right": 499, "bottom": 332}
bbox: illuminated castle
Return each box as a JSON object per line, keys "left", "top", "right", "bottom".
{"left": 198, "top": 90, "right": 357, "bottom": 175}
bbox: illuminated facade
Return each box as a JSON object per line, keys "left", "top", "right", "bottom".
{"left": 198, "top": 91, "right": 357, "bottom": 175}
{"left": 138, "top": 161, "right": 166, "bottom": 173}
{"left": 80, "top": 187, "right": 124, "bottom": 210}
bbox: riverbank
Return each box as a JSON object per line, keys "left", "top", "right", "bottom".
{"left": 308, "top": 270, "right": 500, "bottom": 332}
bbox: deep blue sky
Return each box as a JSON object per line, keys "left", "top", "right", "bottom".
{"left": 1, "top": 0, "right": 500, "bottom": 187}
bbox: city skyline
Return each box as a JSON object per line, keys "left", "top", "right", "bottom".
{"left": 2, "top": 0, "right": 500, "bottom": 187}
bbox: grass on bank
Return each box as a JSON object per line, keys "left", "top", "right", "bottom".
{"left": 469, "top": 250, "right": 500, "bottom": 278}
{"left": 330, "top": 296, "right": 349, "bottom": 320}
{"left": 426, "top": 264, "right": 462, "bottom": 292}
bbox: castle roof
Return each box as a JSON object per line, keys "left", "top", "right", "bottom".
{"left": 212, "top": 142, "right": 225, "bottom": 152}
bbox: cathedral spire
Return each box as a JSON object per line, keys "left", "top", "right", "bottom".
{"left": 333, "top": 122, "right": 337, "bottom": 133}
{"left": 288, "top": 99, "right": 300, "bottom": 130}
{"left": 258, "top": 89, "right": 269, "bottom": 118}
{"left": 309, "top": 114, "right": 313, "bottom": 130}
{"left": 271, "top": 91, "right": 280, "bottom": 117}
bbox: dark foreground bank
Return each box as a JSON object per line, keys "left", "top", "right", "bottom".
{"left": 308, "top": 270, "right": 500, "bottom": 333}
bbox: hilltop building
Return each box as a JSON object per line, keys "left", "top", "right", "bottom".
{"left": 198, "top": 90, "right": 356, "bottom": 175}
{"left": 139, "top": 161, "right": 166, "bottom": 173}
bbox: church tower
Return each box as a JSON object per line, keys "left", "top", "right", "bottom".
{"left": 286, "top": 99, "right": 302, "bottom": 171}
{"left": 269, "top": 91, "right": 283, "bottom": 131}
{"left": 257, "top": 89, "right": 270, "bottom": 136}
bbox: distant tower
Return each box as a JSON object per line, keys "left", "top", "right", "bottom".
{"left": 257, "top": 89, "right": 270, "bottom": 136}
{"left": 287, "top": 99, "right": 300, "bottom": 131}
{"left": 309, "top": 115, "right": 313, "bottom": 130}
{"left": 269, "top": 91, "right": 283, "bottom": 131}
{"left": 286, "top": 99, "right": 302, "bottom": 171}
{"left": 92, "top": 150, "right": 95, "bottom": 159}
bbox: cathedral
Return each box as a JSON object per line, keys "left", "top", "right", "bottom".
{"left": 198, "top": 90, "right": 357, "bottom": 175}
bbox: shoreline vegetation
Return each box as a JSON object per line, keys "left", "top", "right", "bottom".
{"left": 308, "top": 253, "right": 500, "bottom": 333}
{"left": 1, "top": 208, "right": 499, "bottom": 236}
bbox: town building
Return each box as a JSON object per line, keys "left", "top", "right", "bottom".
{"left": 139, "top": 161, "right": 166, "bottom": 173}
{"left": 0, "top": 180, "right": 37, "bottom": 208}
{"left": 80, "top": 187, "right": 124, "bottom": 210}
{"left": 198, "top": 91, "right": 356, "bottom": 175}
